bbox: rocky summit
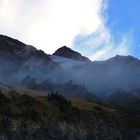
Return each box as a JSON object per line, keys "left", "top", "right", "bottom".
{"left": 53, "top": 46, "right": 90, "bottom": 62}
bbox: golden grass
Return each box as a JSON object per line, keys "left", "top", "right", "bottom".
{"left": 71, "top": 98, "right": 116, "bottom": 113}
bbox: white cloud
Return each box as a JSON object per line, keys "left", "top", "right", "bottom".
{"left": 0, "top": 0, "right": 133, "bottom": 60}
{"left": 72, "top": 0, "right": 133, "bottom": 61}
{"left": 0, "top": 0, "right": 104, "bottom": 54}
{"left": 89, "top": 26, "right": 133, "bottom": 60}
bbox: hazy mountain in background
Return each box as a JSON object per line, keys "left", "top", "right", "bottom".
{"left": 0, "top": 35, "right": 140, "bottom": 99}
{"left": 52, "top": 47, "right": 140, "bottom": 97}
{"left": 0, "top": 35, "right": 139, "bottom": 140}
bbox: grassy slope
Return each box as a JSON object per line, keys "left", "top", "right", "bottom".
{"left": 0, "top": 88, "right": 139, "bottom": 139}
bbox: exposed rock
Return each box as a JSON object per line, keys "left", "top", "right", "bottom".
{"left": 53, "top": 46, "right": 90, "bottom": 62}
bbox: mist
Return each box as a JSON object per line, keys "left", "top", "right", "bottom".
{"left": 0, "top": 35, "right": 140, "bottom": 98}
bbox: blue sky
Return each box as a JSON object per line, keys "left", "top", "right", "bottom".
{"left": 73, "top": 0, "right": 140, "bottom": 60}
{"left": 0, "top": 0, "right": 140, "bottom": 60}
{"left": 107, "top": 0, "right": 140, "bottom": 58}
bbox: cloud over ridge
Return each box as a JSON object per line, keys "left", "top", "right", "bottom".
{"left": 0, "top": 0, "right": 133, "bottom": 60}
{"left": 73, "top": 0, "right": 133, "bottom": 60}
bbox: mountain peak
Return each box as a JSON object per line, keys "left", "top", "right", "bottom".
{"left": 0, "top": 35, "right": 25, "bottom": 46}
{"left": 0, "top": 35, "right": 53, "bottom": 62}
{"left": 107, "top": 55, "right": 139, "bottom": 63}
{"left": 0, "top": 35, "right": 26, "bottom": 53}
{"left": 53, "top": 46, "right": 90, "bottom": 62}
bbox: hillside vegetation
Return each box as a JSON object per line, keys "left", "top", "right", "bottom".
{"left": 0, "top": 90, "right": 139, "bottom": 140}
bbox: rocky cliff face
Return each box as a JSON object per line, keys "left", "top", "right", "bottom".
{"left": 0, "top": 35, "right": 51, "bottom": 61}
{"left": 1, "top": 35, "right": 140, "bottom": 98}
{"left": 0, "top": 35, "right": 60, "bottom": 85}
{"left": 53, "top": 46, "right": 90, "bottom": 62}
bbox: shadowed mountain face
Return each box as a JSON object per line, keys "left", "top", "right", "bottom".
{"left": 0, "top": 35, "right": 51, "bottom": 60}
{"left": 38, "top": 79, "right": 98, "bottom": 101}
{"left": 0, "top": 35, "right": 60, "bottom": 84}
{"left": 53, "top": 46, "right": 90, "bottom": 62}
{"left": 0, "top": 35, "right": 140, "bottom": 98}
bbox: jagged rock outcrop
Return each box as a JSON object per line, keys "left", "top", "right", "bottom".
{"left": 53, "top": 46, "right": 90, "bottom": 62}
{"left": 39, "top": 79, "right": 98, "bottom": 101}
{"left": 0, "top": 35, "right": 59, "bottom": 84}
{"left": 1, "top": 35, "right": 140, "bottom": 98}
